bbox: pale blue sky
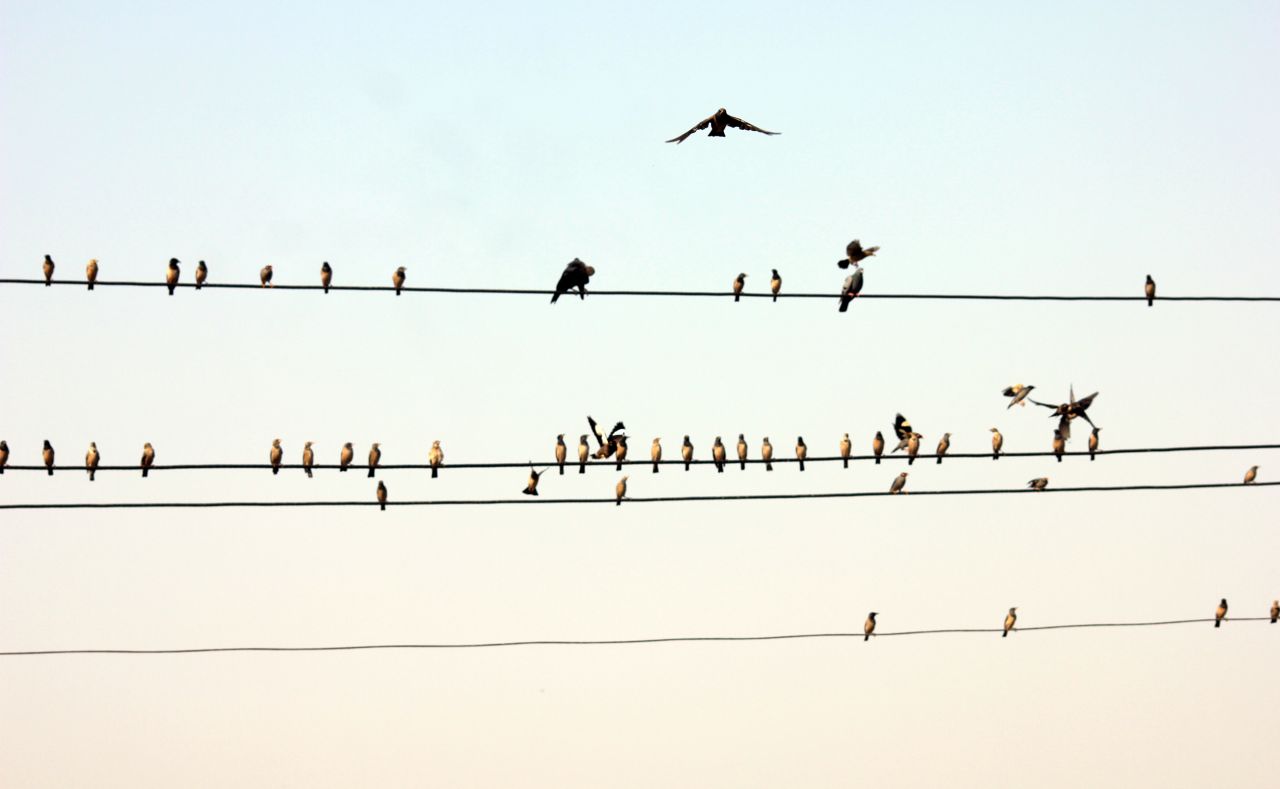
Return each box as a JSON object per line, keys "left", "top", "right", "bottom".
{"left": 2, "top": 1, "right": 1279, "bottom": 787}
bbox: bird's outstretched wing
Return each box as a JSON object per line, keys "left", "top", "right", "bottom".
{"left": 724, "top": 113, "right": 779, "bottom": 136}
{"left": 588, "top": 416, "right": 605, "bottom": 448}
{"left": 1027, "top": 399, "right": 1059, "bottom": 411}
{"left": 893, "top": 414, "right": 912, "bottom": 442}
{"left": 1074, "top": 392, "right": 1098, "bottom": 411}
{"left": 1057, "top": 415, "right": 1072, "bottom": 442}
{"left": 665, "top": 115, "right": 714, "bottom": 144}
{"left": 1002, "top": 385, "right": 1021, "bottom": 398}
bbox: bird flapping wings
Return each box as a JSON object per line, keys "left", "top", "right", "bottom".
{"left": 588, "top": 416, "right": 605, "bottom": 449}
{"left": 665, "top": 110, "right": 780, "bottom": 144}
{"left": 722, "top": 112, "right": 778, "bottom": 136}
{"left": 893, "top": 414, "right": 912, "bottom": 442}
{"left": 838, "top": 239, "right": 881, "bottom": 269}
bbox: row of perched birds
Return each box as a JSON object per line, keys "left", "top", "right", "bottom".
{"left": 861, "top": 598, "right": 1280, "bottom": 641}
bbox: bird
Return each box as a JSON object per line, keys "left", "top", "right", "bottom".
{"left": 270, "top": 439, "right": 283, "bottom": 475}
{"left": 795, "top": 437, "right": 807, "bottom": 471}
{"left": 1053, "top": 429, "right": 1065, "bottom": 462}
{"left": 0, "top": 440, "right": 8, "bottom": 473}
{"left": 1145, "top": 275, "right": 1155, "bottom": 307}
{"left": 429, "top": 441, "right": 443, "bottom": 479}
{"left": 1271, "top": 600, "right": 1278, "bottom": 624}
{"left": 551, "top": 259, "right": 595, "bottom": 303}
{"left": 141, "top": 442, "right": 155, "bottom": 478}
{"left": 651, "top": 438, "right": 662, "bottom": 473}
{"left": 376, "top": 481, "right": 388, "bottom": 511}
{"left": 770, "top": 270, "right": 781, "bottom": 302}
{"left": 838, "top": 269, "right": 864, "bottom": 312}
{"left": 86, "top": 258, "right": 98, "bottom": 290}
{"left": 339, "top": 442, "right": 354, "bottom": 472}
{"left": 1030, "top": 385, "right": 1100, "bottom": 440}
{"left": 906, "top": 432, "right": 922, "bottom": 465}
{"left": 260, "top": 265, "right": 273, "bottom": 288}
{"left": 367, "top": 443, "right": 381, "bottom": 477}
{"left": 838, "top": 240, "right": 880, "bottom": 269}
{"left": 891, "top": 414, "right": 914, "bottom": 453}
{"left": 736, "top": 434, "right": 748, "bottom": 470}
{"left": 392, "top": 266, "right": 406, "bottom": 295}
{"left": 43, "top": 440, "right": 55, "bottom": 475}
{"left": 1003, "top": 384, "right": 1035, "bottom": 409}
{"left": 840, "top": 433, "right": 852, "bottom": 469}
{"left": 165, "top": 258, "right": 181, "bottom": 295}
{"left": 523, "top": 466, "right": 544, "bottom": 496}
{"left": 889, "top": 472, "right": 908, "bottom": 494}
{"left": 320, "top": 262, "right": 332, "bottom": 293}
{"left": 712, "top": 437, "right": 726, "bottom": 472}
{"left": 1215, "top": 598, "right": 1228, "bottom": 628}
{"left": 665, "top": 108, "right": 779, "bottom": 144}
{"left": 1243, "top": 465, "right": 1258, "bottom": 485}
{"left": 1003, "top": 607, "right": 1017, "bottom": 638}
{"left": 194, "top": 260, "right": 207, "bottom": 289}
{"left": 615, "top": 436, "right": 628, "bottom": 471}
{"left": 991, "top": 428, "right": 1003, "bottom": 460}
{"left": 578, "top": 435, "right": 590, "bottom": 474}
{"left": 732, "top": 273, "right": 747, "bottom": 303}
{"left": 587, "top": 417, "right": 626, "bottom": 460}
{"left": 85, "top": 442, "right": 99, "bottom": 481}
{"left": 555, "top": 435, "right": 567, "bottom": 475}
{"left": 302, "top": 441, "right": 315, "bottom": 478}
{"left": 864, "top": 612, "right": 877, "bottom": 641}
{"left": 615, "top": 475, "right": 628, "bottom": 506}
{"left": 1027, "top": 477, "right": 1049, "bottom": 491}
{"left": 935, "top": 433, "right": 950, "bottom": 465}
{"left": 873, "top": 431, "right": 884, "bottom": 465}
{"left": 1089, "top": 427, "right": 1101, "bottom": 461}
{"left": 762, "top": 437, "right": 774, "bottom": 471}
{"left": 42, "top": 254, "right": 55, "bottom": 285}
{"left": 681, "top": 436, "right": 694, "bottom": 471}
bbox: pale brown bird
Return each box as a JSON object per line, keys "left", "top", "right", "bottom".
{"left": 1027, "top": 477, "right": 1049, "bottom": 491}
{"left": 1088, "top": 427, "right": 1101, "bottom": 461}
{"left": 141, "top": 442, "right": 155, "bottom": 478}
{"left": 712, "top": 437, "right": 726, "bottom": 473}
{"left": 795, "top": 437, "right": 807, "bottom": 471}
{"left": 770, "top": 269, "right": 781, "bottom": 302}
{"left": 339, "top": 442, "right": 354, "bottom": 472}
{"left": 555, "top": 434, "right": 567, "bottom": 475}
{"left": 682, "top": 436, "right": 694, "bottom": 471}
{"left": 42, "top": 254, "right": 55, "bottom": 286}
{"left": 1270, "top": 600, "right": 1278, "bottom": 624}
{"left": 321, "top": 262, "right": 332, "bottom": 293}
{"left": 392, "top": 266, "right": 406, "bottom": 295}
{"left": 165, "top": 258, "right": 180, "bottom": 295}
{"left": 376, "top": 481, "right": 388, "bottom": 511}
{"left": 864, "top": 612, "right": 877, "bottom": 642}
{"left": 1053, "top": 429, "right": 1065, "bottom": 463}
{"left": 270, "top": 439, "right": 283, "bottom": 475}
{"left": 367, "top": 442, "right": 381, "bottom": 477}
{"left": 195, "top": 260, "right": 208, "bottom": 289}
{"left": 0, "top": 440, "right": 8, "bottom": 474}
{"left": 615, "top": 475, "right": 628, "bottom": 506}
{"left": 615, "top": 436, "right": 628, "bottom": 471}
{"left": 651, "top": 438, "right": 662, "bottom": 473}
{"left": 840, "top": 433, "right": 851, "bottom": 469}
{"left": 86, "top": 258, "right": 98, "bottom": 290}
{"left": 732, "top": 273, "right": 747, "bottom": 303}
{"left": 1003, "top": 384, "right": 1035, "bottom": 409}
{"left": 1243, "top": 465, "right": 1258, "bottom": 485}
{"left": 1215, "top": 598, "right": 1228, "bottom": 628}
{"left": 991, "top": 428, "right": 1003, "bottom": 460}
{"left": 935, "top": 433, "right": 950, "bottom": 465}
{"left": 523, "top": 466, "right": 544, "bottom": 496}
{"left": 85, "top": 442, "right": 99, "bottom": 481}
{"left": 1145, "top": 275, "right": 1155, "bottom": 307}
{"left": 761, "top": 437, "right": 774, "bottom": 471}
{"left": 302, "top": 441, "right": 315, "bottom": 478}
{"left": 1003, "top": 607, "right": 1017, "bottom": 638}
{"left": 889, "top": 472, "right": 908, "bottom": 494}
{"left": 665, "top": 108, "right": 780, "bottom": 144}
{"left": 736, "top": 434, "right": 748, "bottom": 470}
{"left": 43, "top": 440, "right": 55, "bottom": 476}
{"left": 429, "top": 441, "right": 443, "bottom": 479}
{"left": 873, "top": 431, "right": 884, "bottom": 465}
{"left": 260, "top": 265, "right": 274, "bottom": 288}
{"left": 578, "top": 435, "right": 589, "bottom": 474}
{"left": 906, "top": 432, "right": 921, "bottom": 466}
{"left": 838, "top": 240, "right": 880, "bottom": 269}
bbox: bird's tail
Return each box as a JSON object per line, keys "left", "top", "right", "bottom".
{"left": 684, "top": 461, "right": 690, "bottom": 471}
{"left": 324, "top": 286, "right": 330, "bottom": 294}
{"left": 195, "top": 283, "right": 202, "bottom": 290}
{"left": 560, "top": 466, "right": 565, "bottom": 475}
{"left": 798, "top": 460, "right": 805, "bottom": 472}
{"left": 839, "top": 299, "right": 850, "bottom": 313}
{"left": 864, "top": 634, "right": 869, "bottom": 642}
{"left": 48, "top": 468, "right": 53, "bottom": 476}
{"left": 717, "top": 463, "right": 723, "bottom": 473}
{"left": 734, "top": 293, "right": 740, "bottom": 303}
{"left": 936, "top": 456, "right": 942, "bottom": 465}
{"left": 272, "top": 468, "right": 279, "bottom": 475}
{"left": 432, "top": 467, "right": 439, "bottom": 479}
{"left": 368, "top": 468, "right": 375, "bottom": 478}
{"left": 89, "top": 470, "right": 95, "bottom": 481}
{"left": 579, "top": 463, "right": 585, "bottom": 474}
{"left": 1056, "top": 455, "right": 1062, "bottom": 463}
{"left": 773, "top": 294, "right": 778, "bottom": 303}
{"left": 1147, "top": 297, "right": 1153, "bottom": 307}
{"left": 168, "top": 286, "right": 175, "bottom": 295}
{"left": 875, "top": 457, "right": 880, "bottom": 465}
{"left": 616, "top": 499, "right": 621, "bottom": 506}
{"left": 1215, "top": 620, "right": 1221, "bottom": 628}
{"left": 1002, "top": 630, "right": 1008, "bottom": 638}
{"left": 380, "top": 503, "right": 386, "bottom": 511}
{"left": 1090, "top": 452, "right": 1095, "bottom": 461}
{"left": 306, "top": 469, "right": 312, "bottom": 478}
{"left": 550, "top": 292, "right": 560, "bottom": 304}
{"left": 838, "top": 260, "right": 850, "bottom": 269}
{"left": 142, "top": 468, "right": 148, "bottom": 478}
{"left": 908, "top": 457, "right": 914, "bottom": 466}
{"left": 843, "top": 459, "right": 849, "bottom": 469}
{"left": 740, "top": 460, "right": 746, "bottom": 471}
{"left": 616, "top": 460, "right": 622, "bottom": 471}
{"left": 993, "top": 453, "right": 999, "bottom": 460}
{"left": 652, "top": 462, "right": 658, "bottom": 473}
{"left": 88, "top": 282, "right": 94, "bottom": 291}
{"left": 766, "top": 461, "right": 773, "bottom": 471}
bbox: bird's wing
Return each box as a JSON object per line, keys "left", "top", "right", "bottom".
{"left": 1075, "top": 392, "right": 1098, "bottom": 411}
{"left": 894, "top": 414, "right": 912, "bottom": 441}
{"left": 724, "top": 113, "right": 780, "bottom": 136}
{"left": 847, "top": 240, "right": 864, "bottom": 258}
{"left": 1057, "top": 415, "right": 1072, "bottom": 441}
{"left": 1002, "top": 386, "right": 1018, "bottom": 397}
{"left": 1027, "top": 399, "right": 1058, "bottom": 411}
{"left": 588, "top": 416, "right": 605, "bottom": 448}
{"left": 848, "top": 269, "right": 864, "bottom": 294}
{"left": 665, "top": 115, "right": 714, "bottom": 144}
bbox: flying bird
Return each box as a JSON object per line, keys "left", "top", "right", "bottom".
{"left": 376, "top": 481, "right": 388, "bottom": 511}
{"left": 935, "top": 433, "right": 950, "bottom": 464}
{"left": 1031, "top": 385, "right": 1099, "bottom": 440}
{"left": 339, "top": 442, "right": 354, "bottom": 472}
{"left": 1027, "top": 477, "right": 1049, "bottom": 491}
{"left": 838, "top": 269, "right": 864, "bottom": 312}
{"left": 1215, "top": 598, "right": 1228, "bottom": 628}
{"left": 732, "top": 273, "right": 747, "bottom": 303}
{"left": 1089, "top": 427, "right": 1101, "bottom": 461}
{"left": 615, "top": 475, "right": 628, "bottom": 506}
{"left": 737, "top": 434, "right": 748, "bottom": 470}
{"left": 523, "top": 466, "right": 544, "bottom": 496}
{"left": 85, "top": 442, "right": 99, "bottom": 481}
{"left": 195, "top": 260, "right": 207, "bottom": 289}
{"left": 321, "top": 262, "right": 332, "bottom": 293}
{"left": 873, "top": 431, "right": 884, "bottom": 464}
{"left": 990, "top": 428, "right": 1003, "bottom": 460}
{"left": 864, "top": 612, "right": 877, "bottom": 642}
{"left": 86, "top": 259, "right": 98, "bottom": 290}
{"left": 141, "top": 442, "right": 155, "bottom": 478}
{"left": 761, "top": 437, "right": 773, "bottom": 471}
{"left": 1243, "top": 465, "right": 1258, "bottom": 485}
{"left": 682, "top": 436, "right": 694, "bottom": 471}
{"left": 1145, "top": 275, "right": 1155, "bottom": 307}
{"left": 42, "top": 254, "right": 55, "bottom": 286}
{"left": 665, "top": 108, "right": 779, "bottom": 144}
{"left": 770, "top": 270, "right": 781, "bottom": 302}
{"left": 270, "top": 439, "right": 283, "bottom": 475}
{"left": 166, "top": 258, "right": 181, "bottom": 295}
{"left": 367, "top": 443, "right": 381, "bottom": 477}
{"left": 1003, "top": 384, "right": 1035, "bottom": 409}
{"left": 795, "top": 437, "right": 807, "bottom": 471}
{"left": 0, "top": 440, "right": 8, "bottom": 473}
{"left": 712, "top": 437, "right": 726, "bottom": 473}
{"left": 587, "top": 416, "right": 625, "bottom": 459}
{"left": 43, "top": 440, "right": 55, "bottom": 475}
{"left": 429, "top": 441, "right": 443, "bottom": 478}
{"left": 260, "top": 265, "right": 273, "bottom": 288}
{"left": 578, "top": 435, "right": 589, "bottom": 474}
{"left": 840, "top": 433, "right": 851, "bottom": 469}
{"left": 551, "top": 258, "right": 595, "bottom": 303}
{"left": 392, "top": 267, "right": 406, "bottom": 295}
{"left": 651, "top": 438, "right": 662, "bottom": 473}
{"left": 302, "top": 441, "right": 315, "bottom": 478}
{"left": 1003, "top": 607, "right": 1017, "bottom": 638}
{"left": 838, "top": 240, "right": 880, "bottom": 269}
{"left": 889, "top": 472, "right": 908, "bottom": 494}
{"left": 555, "top": 435, "right": 567, "bottom": 475}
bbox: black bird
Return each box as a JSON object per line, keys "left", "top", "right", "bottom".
{"left": 665, "top": 108, "right": 779, "bottom": 144}
{"left": 838, "top": 240, "right": 880, "bottom": 269}
{"left": 551, "top": 259, "right": 595, "bottom": 303}
{"left": 838, "top": 269, "right": 864, "bottom": 312}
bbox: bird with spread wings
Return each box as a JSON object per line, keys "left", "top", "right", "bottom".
{"left": 587, "top": 416, "right": 627, "bottom": 460}
{"left": 665, "top": 108, "right": 780, "bottom": 144}
{"left": 1028, "top": 385, "right": 1099, "bottom": 440}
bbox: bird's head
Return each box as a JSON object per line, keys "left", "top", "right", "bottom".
{"left": 772, "top": 269, "right": 779, "bottom": 277}
{"left": 868, "top": 612, "right": 878, "bottom": 618}
{"left": 396, "top": 266, "right": 406, "bottom": 273}
{"left": 620, "top": 475, "right": 629, "bottom": 483}
{"left": 580, "top": 435, "right": 589, "bottom": 443}
{"left": 1010, "top": 607, "right": 1018, "bottom": 613}
{"left": 372, "top": 442, "right": 381, "bottom": 449}
{"left": 322, "top": 262, "right": 331, "bottom": 271}
{"left": 556, "top": 434, "right": 564, "bottom": 440}
{"left": 715, "top": 108, "right": 728, "bottom": 116}
{"left": 344, "top": 442, "right": 352, "bottom": 449}
{"left": 169, "top": 258, "right": 180, "bottom": 267}
{"left": 585, "top": 266, "right": 596, "bottom": 275}
{"left": 273, "top": 439, "right": 281, "bottom": 446}
{"left": 432, "top": 440, "right": 441, "bottom": 448}
{"left": 197, "top": 260, "right": 206, "bottom": 268}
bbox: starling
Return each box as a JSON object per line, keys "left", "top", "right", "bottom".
{"left": 302, "top": 441, "right": 315, "bottom": 478}
{"left": 195, "top": 260, "right": 207, "bottom": 289}
{"left": 682, "top": 436, "right": 693, "bottom": 471}
{"left": 712, "top": 437, "right": 726, "bottom": 472}
{"left": 737, "top": 434, "right": 748, "bottom": 470}
{"left": 1271, "top": 600, "right": 1278, "bottom": 624}
{"left": 1088, "top": 427, "right": 1101, "bottom": 461}
{"left": 1003, "top": 607, "right": 1017, "bottom": 638}
{"left": 320, "top": 262, "right": 332, "bottom": 293}
{"left": 0, "top": 440, "right": 8, "bottom": 474}
{"left": 1003, "top": 384, "right": 1035, "bottom": 409}
{"left": 889, "top": 472, "right": 908, "bottom": 494}
{"left": 578, "top": 435, "right": 590, "bottom": 474}
{"left": 141, "top": 442, "right": 155, "bottom": 478}
{"left": 86, "top": 258, "right": 98, "bottom": 290}
{"left": 429, "top": 441, "right": 443, "bottom": 479}
{"left": 840, "top": 433, "right": 852, "bottom": 469}
{"left": 392, "top": 266, "right": 406, "bottom": 295}
{"left": 651, "top": 438, "right": 662, "bottom": 473}
{"left": 523, "top": 466, "right": 544, "bottom": 496}
{"left": 770, "top": 269, "right": 781, "bottom": 302}
{"left": 935, "top": 433, "right": 950, "bottom": 465}
{"left": 615, "top": 475, "right": 628, "bottom": 506}
{"left": 665, "top": 108, "right": 779, "bottom": 144}
{"left": 1215, "top": 598, "right": 1228, "bottom": 628}
{"left": 555, "top": 435, "right": 567, "bottom": 475}
{"left": 42, "top": 254, "right": 55, "bottom": 286}
{"left": 551, "top": 258, "right": 594, "bottom": 303}
{"left": 1053, "top": 430, "right": 1065, "bottom": 462}
{"left": 891, "top": 414, "right": 913, "bottom": 453}
{"left": 795, "top": 436, "right": 807, "bottom": 471}
{"left": 864, "top": 612, "right": 877, "bottom": 642}
{"left": 166, "top": 258, "right": 181, "bottom": 295}
{"left": 339, "top": 442, "right": 354, "bottom": 472}
{"left": 838, "top": 269, "right": 864, "bottom": 312}
{"left": 733, "top": 273, "right": 747, "bottom": 303}
{"left": 260, "top": 265, "right": 273, "bottom": 288}
{"left": 906, "top": 433, "right": 921, "bottom": 465}
{"left": 873, "top": 431, "right": 884, "bottom": 465}
{"left": 1027, "top": 477, "right": 1049, "bottom": 491}
{"left": 990, "top": 428, "right": 1003, "bottom": 460}
{"left": 43, "top": 440, "right": 55, "bottom": 476}
{"left": 1243, "top": 465, "right": 1258, "bottom": 484}
{"left": 762, "top": 437, "right": 774, "bottom": 471}
{"left": 85, "top": 442, "right": 99, "bottom": 481}
{"left": 270, "top": 439, "right": 283, "bottom": 475}
{"left": 838, "top": 240, "right": 880, "bottom": 269}
{"left": 1145, "top": 275, "right": 1155, "bottom": 307}
{"left": 615, "top": 436, "right": 628, "bottom": 471}
{"left": 376, "top": 481, "right": 388, "bottom": 511}
{"left": 367, "top": 443, "right": 381, "bottom": 478}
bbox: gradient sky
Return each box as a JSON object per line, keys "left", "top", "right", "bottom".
{"left": 2, "top": 1, "right": 1279, "bottom": 787}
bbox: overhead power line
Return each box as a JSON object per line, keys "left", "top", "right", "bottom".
{"left": 0, "top": 480, "right": 1274, "bottom": 510}
{"left": 1, "top": 616, "right": 1272, "bottom": 657}
{"left": 3, "top": 278, "right": 1278, "bottom": 302}
{"left": 4, "top": 442, "right": 1277, "bottom": 474}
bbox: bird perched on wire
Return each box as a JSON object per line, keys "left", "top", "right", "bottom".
{"left": 376, "top": 481, "right": 387, "bottom": 511}
{"left": 166, "top": 258, "right": 181, "bottom": 295}
{"left": 615, "top": 436, "right": 628, "bottom": 471}
{"left": 615, "top": 475, "right": 628, "bottom": 506}
{"left": 578, "top": 435, "right": 589, "bottom": 474}
{"left": 523, "top": 466, "right": 545, "bottom": 496}
{"left": 873, "top": 431, "right": 884, "bottom": 465}
{"left": 43, "top": 440, "right": 55, "bottom": 476}
{"left": 141, "top": 442, "right": 155, "bottom": 478}
{"left": 1052, "top": 430, "right": 1065, "bottom": 462}
{"left": 1003, "top": 607, "right": 1017, "bottom": 637}
{"left": 732, "top": 273, "right": 747, "bottom": 303}
{"left": 1214, "top": 598, "right": 1228, "bottom": 628}
{"left": 737, "top": 434, "right": 748, "bottom": 471}
{"left": 1243, "top": 465, "right": 1258, "bottom": 485}
{"left": 551, "top": 258, "right": 595, "bottom": 303}
{"left": 339, "top": 442, "right": 354, "bottom": 472}
{"left": 682, "top": 436, "right": 694, "bottom": 471}
{"left": 85, "top": 442, "right": 99, "bottom": 481}
{"left": 392, "top": 266, "right": 406, "bottom": 295}
{"left": 651, "top": 438, "right": 662, "bottom": 473}
{"left": 320, "top": 262, "right": 332, "bottom": 293}
{"left": 712, "top": 437, "right": 726, "bottom": 472}
{"left": 195, "top": 260, "right": 207, "bottom": 289}
{"left": 1145, "top": 275, "right": 1155, "bottom": 307}
{"left": 1003, "top": 384, "right": 1035, "bottom": 409}
{"left": 0, "top": 440, "right": 8, "bottom": 473}
{"left": 86, "top": 259, "right": 98, "bottom": 290}
{"left": 429, "top": 441, "right": 443, "bottom": 479}
{"left": 665, "top": 107, "right": 779, "bottom": 144}
{"left": 990, "top": 428, "right": 1003, "bottom": 460}
{"left": 270, "top": 439, "right": 283, "bottom": 475}
{"left": 302, "top": 441, "right": 315, "bottom": 478}
{"left": 838, "top": 268, "right": 864, "bottom": 312}
{"left": 260, "top": 265, "right": 274, "bottom": 288}
{"left": 761, "top": 437, "right": 774, "bottom": 471}
{"left": 555, "top": 435, "right": 567, "bottom": 475}
{"left": 1027, "top": 477, "right": 1049, "bottom": 491}
{"left": 935, "top": 433, "right": 950, "bottom": 465}
{"left": 840, "top": 433, "right": 852, "bottom": 469}
{"left": 906, "top": 432, "right": 922, "bottom": 465}
{"left": 770, "top": 270, "right": 781, "bottom": 302}
{"left": 42, "top": 254, "right": 55, "bottom": 285}
{"left": 864, "top": 612, "right": 877, "bottom": 641}
{"left": 1089, "top": 427, "right": 1101, "bottom": 461}
{"left": 795, "top": 437, "right": 807, "bottom": 471}
{"left": 367, "top": 443, "right": 381, "bottom": 478}
{"left": 838, "top": 239, "right": 880, "bottom": 269}
{"left": 889, "top": 472, "right": 908, "bottom": 494}
{"left": 1271, "top": 600, "right": 1278, "bottom": 624}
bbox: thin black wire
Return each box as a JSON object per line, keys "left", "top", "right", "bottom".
{"left": 0, "top": 480, "right": 1274, "bottom": 510}
{"left": 5, "top": 442, "right": 1278, "bottom": 473}
{"left": 4, "top": 278, "right": 1278, "bottom": 301}
{"left": 1, "top": 617, "right": 1270, "bottom": 657}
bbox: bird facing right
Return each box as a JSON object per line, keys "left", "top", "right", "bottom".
{"left": 1003, "top": 607, "right": 1017, "bottom": 637}
{"left": 1215, "top": 598, "right": 1228, "bottom": 627}
{"left": 165, "top": 258, "right": 181, "bottom": 295}
{"left": 392, "top": 266, "right": 407, "bottom": 295}
{"left": 1145, "top": 275, "right": 1156, "bottom": 307}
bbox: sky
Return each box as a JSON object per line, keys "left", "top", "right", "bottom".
{"left": 2, "top": 1, "right": 1279, "bottom": 786}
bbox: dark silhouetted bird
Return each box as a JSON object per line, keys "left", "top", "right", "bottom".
{"left": 551, "top": 259, "right": 594, "bottom": 303}
{"left": 321, "top": 262, "right": 332, "bottom": 293}
{"left": 615, "top": 436, "right": 628, "bottom": 471}
{"left": 1215, "top": 598, "right": 1228, "bottom": 628}
{"left": 195, "top": 260, "right": 207, "bottom": 289}
{"left": 1145, "top": 275, "right": 1155, "bottom": 307}
{"left": 86, "top": 259, "right": 98, "bottom": 290}
{"left": 1053, "top": 430, "right": 1065, "bottom": 462}
{"left": 43, "top": 254, "right": 55, "bottom": 286}
{"left": 367, "top": 443, "right": 381, "bottom": 477}
{"left": 838, "top": 240, "right": 880, "bottom": 269}
{"left": 1003, "top": 607, "right": 1017, "bottom": 637}
{"left": 578, "top": 435, "right": 589, "bottom": 474}
{"left": 377, "top": 481, "right": 387, "bottom": 511}
{"left": 733, "top": 273, "right": 746, "bottom": 302}
{"left": 1028, "top": 477, "right": 1049, "bottom": 491}
{"left": 43, "top": 440, "right": 55, "bottom": 476}
{"left": 1031, "top": 385, "right": 1099, "bottom": 440}
{"left": 392, "top": 266, "right": 406, "bottom": 295}
{"left": 1271, "top": 600, "right": 1278, "bottom": 624}
{"left": 873, "top": 431, "right": 884, "bottom": 464}
{"left": 587, "top": 417, "right": 625, "bottom": 460}
{"left": 838, "top": 269, "right": 864, "bottom": 312}
{"left": 795, "top": 437, "right": 807, "bottom": 471}
{"left": 665, "top": 108, "right": 779, "bottom": 144}
{"left": 770, "top": 270, "right": 781, "bottom": 302}
{"left": 339, "top": 442, "right": 354, "bottom": 472}
{"left": 891, "top": 414, "right": 914, "bottom": 453}
{"left": 166, "top": 258, "right": 180, "bottom": 295}
{"left": 0, "top": 440, "right": 8, "bottom": 474}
